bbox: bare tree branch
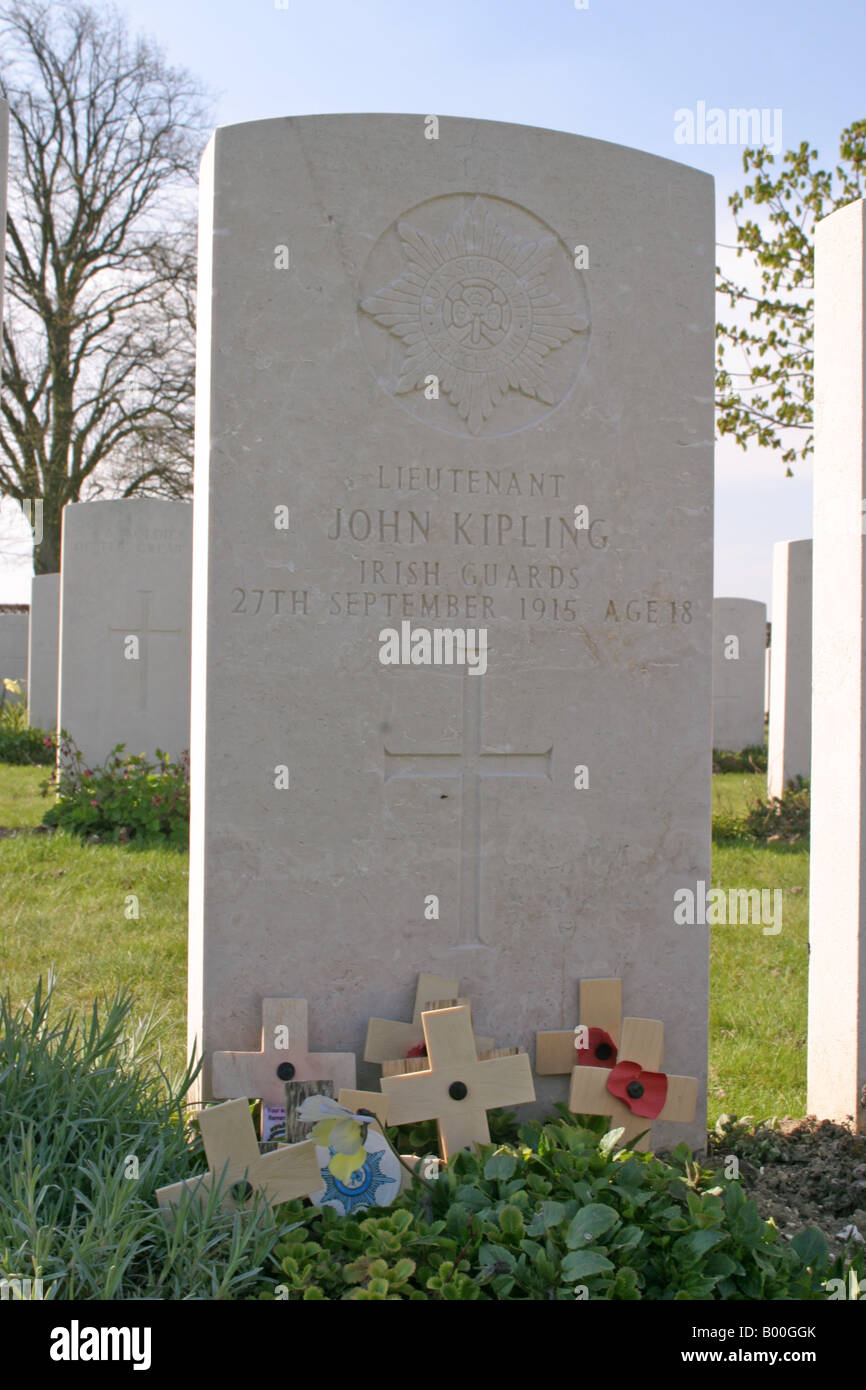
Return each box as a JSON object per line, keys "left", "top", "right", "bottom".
{"left": 0, "top": 1, "right": 210, "bottom": 570}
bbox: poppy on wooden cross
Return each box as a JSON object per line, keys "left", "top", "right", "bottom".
{"left": 536, "top": 977, "right": 622, "bottom": 1074}
{"left": 155, "top": 1098, "right": 322, "bottom": 1215}
{"left": 364, "top": 972, "right": 493, "bottom": 1066}
{"left": 211, "top": 998, "right": 356, "bottom": 1105}
{"left": 568, "top": 1016, "right": 699, "bottom": 1152}
{"left": 379, "top": 1004, "right": 535, "bottom": 1159}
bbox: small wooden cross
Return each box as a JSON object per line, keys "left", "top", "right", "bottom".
{"left": 568, "top": 1017, "right": 699, "bottom": 1152}
{"left": 212, "top": 998, "right": 356, "bottom": 1104}
{"left": 365, "top": 973, "right": 493, "bottom": 1064}
{"left": 536, "top": 977, "right": 622, "bottom": 1074}
{"left": 380, "top": 1005, "right": 535, "bottom": 1159}
{"left": 155, "top": 1098, "right": 322, "bottom": 1213}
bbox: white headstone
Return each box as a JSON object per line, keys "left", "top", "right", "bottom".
{"left": 808, "top": 198, "right": 866, "bottom": 1130}
{"left": 189, "top": 115, "right": 714, "bottom": 1145}
{"left": 0, "top": 605, "right": 29, "bottom": 700}
{"left": 712, "top": 598, "right": 767, "bottom": 752}
{"left": 767, "top": 540, "right": 812, "bottom": 798}
{"left": 27, "top": 574, "right": 60, "bottom": 733}
{"left": 57, "top": 500, "right": 192, "bottom": 768}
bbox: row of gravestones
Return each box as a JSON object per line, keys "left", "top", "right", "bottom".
{"left": 0, "top": 107, "right": 860, "bottom": 1153}
{"left": 23, "top": 546, "right": 806, "bottom": 794}
{"left": 713, "top": 540, "right": 812, "bottom": 800}
{"left": 28, "top": 500, "right": 193, "bottom": 767}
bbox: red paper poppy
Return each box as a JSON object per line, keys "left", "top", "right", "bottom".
{"left": 576, "top": 1027, "right": 618, "bottom": 1069}
{"left": 606, "top": 1059, "right": 668, "bottom": 1118}
{"left": 406, "top": 1041, "right": 427, "bottom": 1059}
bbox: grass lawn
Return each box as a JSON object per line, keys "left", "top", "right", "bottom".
{"left": 0, "top": 765, "right": 808, "bottom": 1129}
{"left": 0, "top": 763, "right": 55, "bottom": 827}
{"left": 709, "top": 772, "right": 808, "bottom": 1127}
{"left": 0, "top": 765, "right": 189, "bottom": 1076}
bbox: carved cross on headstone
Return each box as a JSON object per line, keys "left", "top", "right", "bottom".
{"left": 379, "top": 1004, "right": 535, "bottom": 1159}
{"left": 212, "top": 998, "right": 356, "bottom": 1105}
{"left": 536, "top": 977, "right": 622, "bottom": 1074}
{"left": 568, "top": 1016, "right": 699, "bottom": 1152}
{"left": 155, "top": 1098, "right": 322, "bottom": 1214}
{"left": 365, "top": 972, "right": 493, "bottom": 1064}
{"left": 384, "top": 678, "right": 552, "bottom": 946}
{"left": 108, "top": 589, "right": 182, "bottom": 712}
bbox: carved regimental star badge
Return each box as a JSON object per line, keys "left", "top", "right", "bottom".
{"left": 359, "top": 196, "right": 589, "bottom": 436}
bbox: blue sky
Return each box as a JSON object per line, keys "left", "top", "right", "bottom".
{"left": 3, "top": 0, "right": 860, "bottom": 611}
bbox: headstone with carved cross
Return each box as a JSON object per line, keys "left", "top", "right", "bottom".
{"left": 58, "top": 499, "right": 192, "bottom": 769}
{"left": 189, "top": 115, "right": 713, "bottom": 1138}
{"left": 155, "top": 1098, "right": 322, "bottom": 1215}
{"left": 365, "top": 972, "right": 493, "bottom": 1066}
{"left": 380, "top": 1004, "right": 535, "bottom": 1158}
{"left": 568, "top": 1016, "right": 699, "bottom": 1151}
{"left": 108, "top": 590, "right": 183, "bottom": 715}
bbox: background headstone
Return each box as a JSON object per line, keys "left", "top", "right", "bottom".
{"left": 808, "top": 198, "right": 866, "bottom": 1131}
{"left": 712, "top": 598, "right": 767, "bottom": 752}
{"left": 0, "top": 604, "right": 29, "bottom": 701}
{"left": 58, "top": 500, "right": 192, "bottom": 768}
{"left": 27, "top": 574, "right": 60, "bottom": 733}
{"left": 767, "top": 540, "right": 812, "bottom": 798}
{"left": 189, "top": 114, "right": 714, "bottom": 1147}
{"left": 764, "top": 622, "right": 771, "bottom": 718}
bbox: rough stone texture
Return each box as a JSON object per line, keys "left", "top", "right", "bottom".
{"left": 767, "top": 541, "right": 812, "bottom": 798}
{"left": 189, "top": 114, "right": 714, "bottom": 1147}
{"left": 27, "top": 574, "right": 60, "bottom": 734}
{"left": 808, "top": 199, "right": 866, "bottom": 1131}
{"left": 58, "top": 500, "right": 192, "bottom": 767}
{"left": 0, "top": 608, "right": 29, "bottom": 700}
{"left": 712, "top": 598, "right": 767, "bottom": 752}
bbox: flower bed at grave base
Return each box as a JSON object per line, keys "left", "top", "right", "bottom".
{"left": 1, "top": 979, "right": 862, "bottom": 1301}
{"left": 41, "top": 738, "right": 190, "bottom": 846}
{"left": 255, "top": 1111, "right": 858, "bottom": 1301}
{"left": 0, "top": 680, "right": 55, "bottom": 765}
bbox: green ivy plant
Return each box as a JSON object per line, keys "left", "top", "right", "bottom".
{"left": 259, "top": 1108, "right": 851, "bottom": 1301}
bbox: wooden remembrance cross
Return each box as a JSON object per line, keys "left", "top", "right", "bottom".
{"left": 384, "top": 677, "right": 552, "bottom": 947}
{"left": 536, "top": 977, "right": 623, "bottom": 1075}
{"left": 212, "top": 998, "right": 356, "bottom": 1105}
{"left": 568, "top": 1015, "right": 699, "bottom": 1151}
{"left": 156, "top": 1098, "right": 321, "bottom": 1214}
{"left": 365, "top": 972, "right": 493, "bottom": 1065}
{"left": 380, "top": 1005, "right": 535, "bottom": 1159}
